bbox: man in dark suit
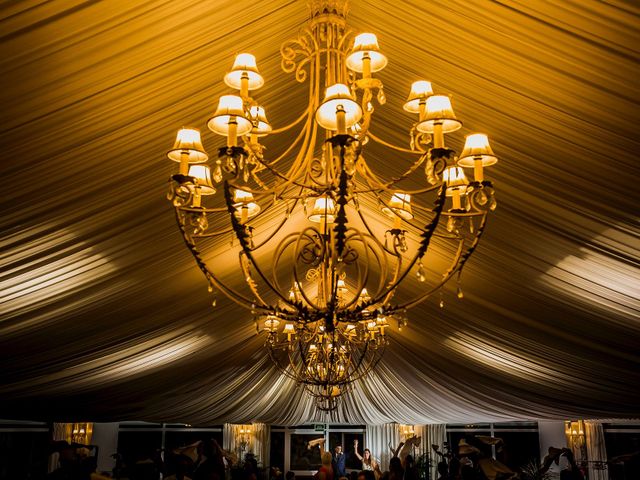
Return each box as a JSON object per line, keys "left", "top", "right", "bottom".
{"left": 332, "top": 444, "right": 346, "bottom": 478}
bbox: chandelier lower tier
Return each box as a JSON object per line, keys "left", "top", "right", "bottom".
{"left": 166, "top": 0, "right": 497, "bottom": 411}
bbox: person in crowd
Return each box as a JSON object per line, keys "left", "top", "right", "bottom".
{"left": 165, "top": 454, "right": 193, "bottom": 480}
{"left": 193, "top": 439, "right": 226, "bottom": 480}
{"left": 436, "top": 461, "right": 449, "bottom": 480}
{"left": 403, "top": 455, "right": 418, "bottom": 480}
{"left": 317, "top": 451, "right": 335, "bottom": 480}
{"left": 384, "top": 456, "right": 404, "bottom": 480}
{"left": 353, "top": 440, "right": 381, "bottom": 479}
{"left": 362, "top": 471, "right": 376, "bottom": 480}
{"left": 332, "top": 444, "right": 347, "bottom": 478}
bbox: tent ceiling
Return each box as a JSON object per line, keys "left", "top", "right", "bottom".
{"left": 1, "top": 0, "right": 639, "bottom": 425}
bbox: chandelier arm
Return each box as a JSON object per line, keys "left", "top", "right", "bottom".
{"left": 388, "top": 240, "right": 468, "bottom": 312}
{"left": 254, "top": 113, "right": 310, "bottom": 170}
{"left": 223, "top": 181, "right": 302, "bottom": 310}
{"left": 364, "top": 186, "right": 447, "bottom": 309}
{"left": 247, "top": 198, "right": 301, "bottom": 252}
{"left": 239, "top": 251, "right": 272, "bottom": 308}
{"left": 366, "top": 131, "right": 426, "bottom": 154}
{"left": 354, "top": 206, "right": 400, "bottom": 256}
{"left": 267, "top": 345, "right": 298, "bottom": 382}
{"left": 268, "top": 106, "right": 312, "bottom": 135}
{"left": 174, "top": 209, "right": 260, "bottom": 309}
{"left": 355, "top": 152, "right": 435, "bottom": 194}
{"left": 336, "top": 230, "right": 370, "bottom": 312}
{"left": 293, "top": 228, "right": 327, "bottom": 313}
{"left": 390, "top": 214, "right": 489, "bottom": 312}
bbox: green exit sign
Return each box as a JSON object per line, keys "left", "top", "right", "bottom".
{"left": 314, "top": 423, "right": 325, "bottom": 431}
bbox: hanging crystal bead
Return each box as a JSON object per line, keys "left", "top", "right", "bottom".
{"left": 416, "top": 261, "right": 426, "bottom": 282}
{"left": 447, "top": 216, "right": 455, "bottom": 232}
{"left": 213, "top": 160, "right": 223, "bottom": 183}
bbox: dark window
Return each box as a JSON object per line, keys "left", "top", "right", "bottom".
{"left": 270, "top": 431, "right": 285, "bottom": 470}
{"left": 117, "top": 430, "right": 162, "bottom": 466}
{"left": 291, "top": 433, "right": 323, "bottom": 470}
{"left": 605, "top": 427, "right": 640, "bottom": 480}
{"left": 0, "top": 430, "right": 50, "bottom": 480}
{"left": 496, "top": 431, "right": 540, "bottom": 471}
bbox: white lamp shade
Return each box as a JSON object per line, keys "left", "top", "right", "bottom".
{"left": 346, "top": 33, "right": 388, "bottom": 73}
{"left": 382, "top": 192, "right": 414, "bottom": 220}
{"left": 308, "top": 196, "right": 336, "bottom": 224}
{"left": 187, "top": 164, "right": 216, "bottom": 195}
{"left": 167, "top": 128, "right": 208, "bottom": 163}
{"left": 315, "top": 84, "right": 362, "bottom": 131}
{"left": 233, "top": 189, "right": 261, "bottom": 218}
{"left": 443, "top": 166, "right": 469, "bottom": 196}
{"left": 207, "top": 95, "right": 252, "bottom": 136}
{"left": 224, "top": 53, "right": 265, "bottom": 90}
{"left": 403, "top": 81, "right": 434, "bottom": 113}
{"left": 458, "top": 133, "right": 498, "bottom": 167}
{"left": 264, "top": 315, "right": 280, "bottom": 331}
{"left": 249, "top": 105, "right": 272, "bottom": 136}
{"left": 416, "top": 95, "right": 463, "bottom": 134}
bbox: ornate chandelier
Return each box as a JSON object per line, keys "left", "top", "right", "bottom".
{"left": 166, "top": 0, "right": 497, "bottom": 410}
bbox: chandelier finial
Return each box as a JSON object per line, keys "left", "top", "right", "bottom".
{"left": 308, "top": 0, "right": 349, "bottom": 19}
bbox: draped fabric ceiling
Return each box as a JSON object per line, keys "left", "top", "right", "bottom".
{"left": 1, "top": 0, "right": 639, "bottom": 425}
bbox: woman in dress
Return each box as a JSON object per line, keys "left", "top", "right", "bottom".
{"left": 354, "top": 440, "right": 381, "bottom": 478}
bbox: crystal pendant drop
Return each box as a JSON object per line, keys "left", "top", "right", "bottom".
{"left": 457, "top": 287, "right": 464, "bottom": 299}
{"left": 447, "top": 216, "right": 455, "bottom": 232}
{"left": 439, "top": 299, "right": 444, "bottom": 308}
{"left": 399, "top": 235, "right": 408, "bottom": 253}
{"left": 213, "top": 160, "right": 223, "bottom": 183}
{"left": 208, "top": 284, "right": 213, "bottom": 293}
{"left": 416, "top": 262, "right": 426, "bottom": 282}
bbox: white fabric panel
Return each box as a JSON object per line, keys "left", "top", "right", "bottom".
{"left": 414, "top": 424, "right": 446, "bottom": 480}
{"left": 366, "top": 423, "right": 401, "bottom": 472}
{"left": 585, "top": 421, "right": 609, "bottom": 480}
{"left": 253, "top": 423, "right": 271, "bottom": 467}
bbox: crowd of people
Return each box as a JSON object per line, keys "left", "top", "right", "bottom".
{"left": 47, "top": 435, "right": 587, "bottom": 480}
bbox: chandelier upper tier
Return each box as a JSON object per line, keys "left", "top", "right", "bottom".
{"left": 166, "top": 0, "right": 497, "bottom": 411}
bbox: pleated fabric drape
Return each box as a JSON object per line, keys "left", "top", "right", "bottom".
{"left": 366, "top": 423, "right": 401, "bottom": 472}
{"left": 0, "top": 0, "right": 638, "bottom": 426}
{"left": 413, "top": 424, "right": 446, "bottom": 480}
{"left": 253, "top": 423, "right": 271, "bottom": 468}
{"left": 585, "top": 421, "right": 609, "bottom": 480}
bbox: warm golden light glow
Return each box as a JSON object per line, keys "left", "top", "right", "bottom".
{"left": 382, "top": 192, "right": 414, "bottom": 221}
{"left": 233, "top": 189, "right": 260, "bottom": 221}
{"left": 167, "top": 128, "right": 208, "bottom": 174}
{"left": 458, "top": 133, "right": 498, "bottom": 166}
{"left": 417, "top": 95, "right": 462, "bottom": 134}
{"left": 346, "top": 33, "right": 388, "bottom": 74}
{"left": 224, "top": 53, "right": 265, "bottom": 92}
{"left": 443, "top": 166, "right": 468, "bottom": 196}
{"left": 249, "top": 105, "right": 272, "bottom": 136}
{"left": 187, "top": 164, "right": 216, "bottom": 196}
{"left": 207, "top": 95, "right": 252, "bottom": 137}
{"left": 316, "top": 83, "right": 362, "bottom": 132}
{"left": 308, "top": 196, "right": 336, "bottom": 224}
{"left": 403, "top": 80, "right": 434, "bottom": 114}
{"left": 264, "top": 315, "right": 280, "bottom": 332}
